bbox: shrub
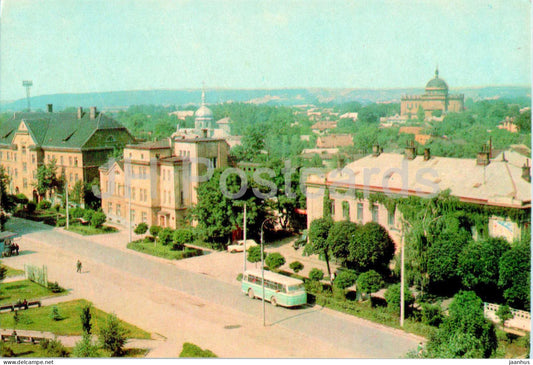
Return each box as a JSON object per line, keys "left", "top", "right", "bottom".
{"left": 26, "top": 201, "right": 36, "bottom": 213}
{"left": 149, "top": 225, "right": 161, "bottom": 237}
{"left": 356, "top": 270, "right": 384, "bottom": 295}
{"left": 236, "top": 273, "right": 243, "bottom": 281}
{"left": 15, "top": 193, "right": 29, "bottom": 205}
{"left": 173, "top": 229, "right": 194, "bottom": 249}
{"left": 143, "top": 236, "right": 155, "bottom": 243}
{"left": 247, "top": 245, "right": 262, "bottom": 263}
{"left": 42, "top": 216, "right": 57, "bottom": 226}
{"left": 53, "top": 204, "right": 61, "bottom": 212}
{"left": 37, "top": 200, "right": 51, "bottom": 210}
{"left": 134, "top": 222, "right": 149, "bottom": 235}
{"left": 265, "top": 252, "right": 285, "bottom": 271}
{"left": 80, "top": 304, "right": 93, "bottom": 335}
{"left": 50, "top": 306, "right": 62, "bottom": 321}
{"left": 73, "top": 333, "right": 100, "bottom": 357}
{"left": 421, "top": 302, "right": 444, "bottom": 327}
{"left": 98, "top": 313, "right": 128, "bottom": 357}
{"left": 384, "top": 283, "right": 415, "bottom": 314}
{"left": 56, "top": 218, "right": 66, "bottom": 227}
{"left": 83, "top": 209, "right": 95, "bottom": 222}
{"left": 289, "top": 261, "right": 304, "bottom": 273}
{"left": 91, "top": 211, "right": 107, "bottom": 228}
{"left": 158, "top": 228, "right": 174, "bottom": 246}
{"left": 309, "top": 268, "right": 324, "bottom": 282}
{"left": 48, "top": 281, "right": 64, "bottom": 293}
{"left": 334, "top": 269, "right": 358, "bottom": 289}
{"left": 179, "top": 342, "right": 217, "bottom": 358}
{"left": 70, "top": 207, "right": 85, "bottom": 219}
{"left": 40, "top": 338, "right": 69, "bottom": 357}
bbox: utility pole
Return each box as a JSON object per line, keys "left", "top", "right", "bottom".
{"left": 243, "top": 203, "right": 247, "bottom": 272}
{"left": 128, "top": 185, "right": 132, "bottom": 243}
{"left": 261, "top": 220, "right": 265, "bottom": 327}
{"left": 400, "top": 224, "right": 405, "bottom": 327}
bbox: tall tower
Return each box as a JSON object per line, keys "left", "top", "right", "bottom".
{"left": 194, "top": 85, "right": 214, "bottom": 133}
{"left": 22, "top": 80, "right": 33, "bottom": 112}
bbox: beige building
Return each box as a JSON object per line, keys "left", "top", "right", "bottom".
{"left": 306, "top": 145, "right": 531, "bottom": 247}
{"left": 0, "top": 104, "right": 134, "bottom": 200}
{"left": 401, "top": 68, "right": 464, "bottom": 119}
{"left": 99, "top": 132, "right": 229, "bottom": 229}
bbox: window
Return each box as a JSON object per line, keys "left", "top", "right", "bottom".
{"left": 357, "top": 203, "right": 364, "bottom": 222}
{"left": 116, "top": 204, "right": 121, "bottom": 217}
{"left": 23, "top": 163, "right": 27, "bottom": 172}
{"left": 342, "top": 201, "right": 350, "bottom": 220}
{"left": 142, "top": 211, "right": 147, "bottom": 223}
{"left": 32, "top": 171, "right": 36, "bottom": 179}
{"left": 13, "top": 153, "right": 16, "bottom": 161}
{"left": 31, "top": 154, "right": 35, "bottom": 164}
{"left": 22, "top": 146, "right": 26, "bottom": 155}
{"left": 388, "top": 210, "right": 395, "bottom": 227}
{"left": 141, "top": 154, "right": 144, "bottom": 160}
{"left": 131, "top": 187, "right": 136, "bottom": 201}
{"left": 0, "top": 151, "right": 3, "bottom": 160}
{"left": 371, "top": 204, "right": 379, "bottom": 223}
{"left": 330, "top": 200, "right": 335, "bottom": 216}
{"left": 131, "top": 209, "right": 135, "bottom": 223}
{"left": 14, "top": 169, "right": 17, "bottom": 177}
{"left": 69, "top": 156, "right": 73, "bottom": 166}
{"left": 60, "top": 156, "right": 63, "bottom": 165}
{"left": 23, "top": 178, "right": 27, "bottom": 189}
{"left": 75, "top": 173, "right": 79, "bottom": 182}
{"left": 144, "top": 189, "right": 148, "bottom": 202}
{"left": 180, "top": 191, "right": 184, "bottom": 206}
{"left": 74, "top": 157, "right": 78, "bottom": 167}
{"left": 108, "top": 202, "right": 112, "bottom": 214}
{"left": 70, "top": 173, "right": 73, "bottom": 183}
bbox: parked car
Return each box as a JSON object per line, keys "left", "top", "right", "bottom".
{"left": 227, "top": 239, "right": 259, "bottom": 253}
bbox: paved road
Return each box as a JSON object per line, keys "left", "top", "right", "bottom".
{"left": 3, "top": 217, "right": 421, "bottom": 358}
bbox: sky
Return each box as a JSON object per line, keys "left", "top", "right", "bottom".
{"left": 0, "top": 0, "right": 531, "bottom": 101}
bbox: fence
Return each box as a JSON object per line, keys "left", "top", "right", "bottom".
{"left": 24, "top": 264, "right": 48, "bottom": 288}
{"left": 484, "top": 302, "right": 530, "bottom": 331}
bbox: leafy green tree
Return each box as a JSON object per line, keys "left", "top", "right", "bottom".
{"left": 305, "top": 217, "right": 333, "bottom": 280}
{"left": 70, "top": 180, "right": 85, "bottom": 205}
{"left": 515, "top": 109, "right": 531, "bottom": 132}
{"left": 356, "top": 270, "right": 384, "bottom": 297}
{"left": 347, "top": 222, "right": 394, "bottom": 274}
{"left": 289, "top": 261, "right": 304, "bottom": 273}
{"left": 35, "top": 158, "right": 62, "bottom": 199}
{"left": 40, "top": 338, "right": 69, "bottom": 357}
{"left": 308, "top": 268, "right": 324, "bottom": 282}
{"left": 384, "top": 283, "right": 414, "bottom": 315}
{"left": 73, "top": 333, "right": 100, "bottom": 357}
{"left": 247, "top": 245, "right": 262, "bottom": 264}
{"left": 149, "top": 225, "right": 161, "bottom": 237}
{"left": 457, "top": 237, "right": 510, "bottom": 300}
{"left": 0, "top": 166, "right": 15, "bottom": 230}
{"left": 134, "top": 222, "right": 148, "bottom": 235}
{"left": 420, "top": 302, "right": 444, "bottom": 327}
{"left": 327, "top": 220, "right": 359, "bottom": 268}
{"left": 417, "top": 106, "right": 425, "bottom": 121}
{"left": 172, "top": 229, "right": 194, "bottom": 250}
{"left": 498, "top": 242, "right": 530, "bottom": 310}
{"left": 496, "top": 304, "right": 513, "bottom": 328}
{"left": 98, "top": 313, "right": 128, "bottom": 357}
{"left": 50, "top": 306, "right": 62, "bottom": 321}
{"left": 425, "top": 291, "right": 497, "bottom": 358}
{"left": 80, "top": 304, "right": 92, "bottom": 335}
{"left": 265, "top": 252, "right": 285, "bottom": 271}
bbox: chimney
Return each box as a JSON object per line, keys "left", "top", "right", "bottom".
{"left": 201, "top": 128, "right": 208, "bottom": 138}
{"left": 423, "top": 148, "right": 431, "bottom": 161}
{"left": 372, "top": 143, "right": 381, "bottom": 157}
{"left": 476, "top": 145, "right": 490, "bottom": 166}
{"left": 522, "top": 160, "right": 531, "bottom": 182}
{"left": 77, "top": 107, "right": 83, "bottom": 119}
{"left": 47, "top": 104, "right": 53, "bottom": 113}
{"left": 89, "top": 106, "right": 97, "bottom": 119}
{"left": 404, "top": 140, "right": 416, "bottom": 160}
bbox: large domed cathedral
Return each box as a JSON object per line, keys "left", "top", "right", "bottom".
{"left": 401, "top": 68, "right": 464, "bottom": 120}
{"left": 194, "top": 89, "right": 214, "bottom": 130}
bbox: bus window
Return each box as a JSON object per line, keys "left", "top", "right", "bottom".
{"left": 287, "top": 284, "right": 304, "bottom": 292}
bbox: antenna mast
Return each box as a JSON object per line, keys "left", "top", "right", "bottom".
{"left": 22, "top": 80, "right": 33, "bottom": 112}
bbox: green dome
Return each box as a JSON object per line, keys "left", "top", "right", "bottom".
{"left": 425, "top": 68, "right": 448, "bottom": 92}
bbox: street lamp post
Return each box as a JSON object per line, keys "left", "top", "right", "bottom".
{"left": 243, "top": 203, "right": 247, "bottom": 272}
{"left": 260, "top": 217, "right": 273, "bottom": 327}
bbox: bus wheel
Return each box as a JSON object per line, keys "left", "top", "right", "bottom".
{"left": 271, "top": 296, "right": 277, "bottom": 307}
{"left": 248, "top": 289, "right": 255, "bottom": 299}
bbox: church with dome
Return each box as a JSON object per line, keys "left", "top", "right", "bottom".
{"left": 400, "top": 68, "right": 464, "bottom": 120}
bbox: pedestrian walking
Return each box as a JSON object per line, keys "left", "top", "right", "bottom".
{"left": 76, "top": 260, "right": 82, "bottom": 273}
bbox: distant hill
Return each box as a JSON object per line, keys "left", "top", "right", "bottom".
{"left": 1, "top": 86, "right": 530, "bottom": 112}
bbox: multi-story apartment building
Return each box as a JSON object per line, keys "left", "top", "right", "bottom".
{"left": 0, "top": 104, "right": 134, "bottom": 200}
{"left": 99, "top": 133, "right": 229, "bottom": 229}
{"left": 306, "top": 144, "right": 531, "bottom": 247}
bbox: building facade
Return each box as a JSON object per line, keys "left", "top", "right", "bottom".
{"left": 0, "top": 105, "right": 134, "bottom": 200}
{"left": 99, "top": 132, "right": 229, "bottom": 229}
{"left": 401, "top": 69, "right": 464, "bottom": 119}
{"left": 306, "top": 145, "right": 531, "bottom": 247}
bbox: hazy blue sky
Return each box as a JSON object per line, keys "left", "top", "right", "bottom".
{"left": 0, "top": 0, "right": 530, "bottom": 101}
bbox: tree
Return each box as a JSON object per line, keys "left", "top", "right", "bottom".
{"left": 308, "top": 268, "right": 324, "bottom": 282}
{"left": 265, "top": 252, "right": 285, "bottom": 271}
{"left": 158, "top": 228, "right": 173, "bottom": 246}
{"left": 515, "top": 108, "right": 531, "bottom": 132}
{"left": 80, "top": 304, "right": 92, "bottom": 335}
{"left": 90, "top": 211, "right": 106, "bottom": 229}
{"left": 73, "top": 333, "right": 100, "bottom": 357}
{"left": 498, "top": 242, "right": 530, "bottom": 310}
{"left": 347, "top": 222, "right": 394, "bottom": 274}
{"left": 35, "top": 158, "right": 62, "bottom": 199}
{"left": 305, "top": 217, "right": 333, "bottom": 280}
{"left": 149, "top": 225, "right": 161, "bottom": 237}
{"left": 356, "top": 270, "right": 384, "bottom": 297}
{"left": 40, "top": 338, "right": 69, "bottom": 357}
{"left": 289, "top": 261, "right": 304, "bottom": 273}
{"left": 134, "top": 223, "right": 148, "bottom": 235}
{"left": 425, "top": 291, "right": 497, "bottom": 358}
{"left": 417, "top": 106, "right": 425, "bottom": 121}
{"left": 0, "top": 166, "right": 15, "bottom": 230}
{"left": 70, "top": 180, "right": 85, "bottom": 205}
{"left": 172, "top": 229, "right": 194, "bottom": 250}
{"left": 98, "top": 313, "right": 128, "bottom": 357}
{"left": 327, "top": 220, "right": 359, "bottom": 268}
{"left": 333, "top": 269, "right": 358, "bottom": 289}
{"left": 247, "top": 245, "right": 261, "bottom": 264}
{"left": 496, "top": 305, "right": 513, "bottom": 328}
{"left": 384, "top": 283, "right": 414, "bottom": 315}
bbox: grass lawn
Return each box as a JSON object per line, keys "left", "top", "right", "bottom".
{"left": 66, "top": 224, "right": 118, "bottom": 236}
{"left": 128, "top": 239, "right": 203, "bottom": 260}
{"left": 0, "top": 280, "right": 66, "bottom": 305}
{"left": 4, "top": 265, "right": 25, "bottom": 278}
{"left": 0, "top": 299, "right": 151, "bottom": 339}
{"left": 1, "top": 342, "right": 72, "bottom": 357}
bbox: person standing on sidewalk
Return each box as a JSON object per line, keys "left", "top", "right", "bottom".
{"left": 76, "top": 260, "right": 82, "bottom": 273}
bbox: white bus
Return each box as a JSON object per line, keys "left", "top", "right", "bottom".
{"left": 241, "top": 269, "right": 307, "bottom": 307}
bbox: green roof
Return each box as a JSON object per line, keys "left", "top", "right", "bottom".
{"left": 0, "top": 111, "right": 133, "bottom": 150}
